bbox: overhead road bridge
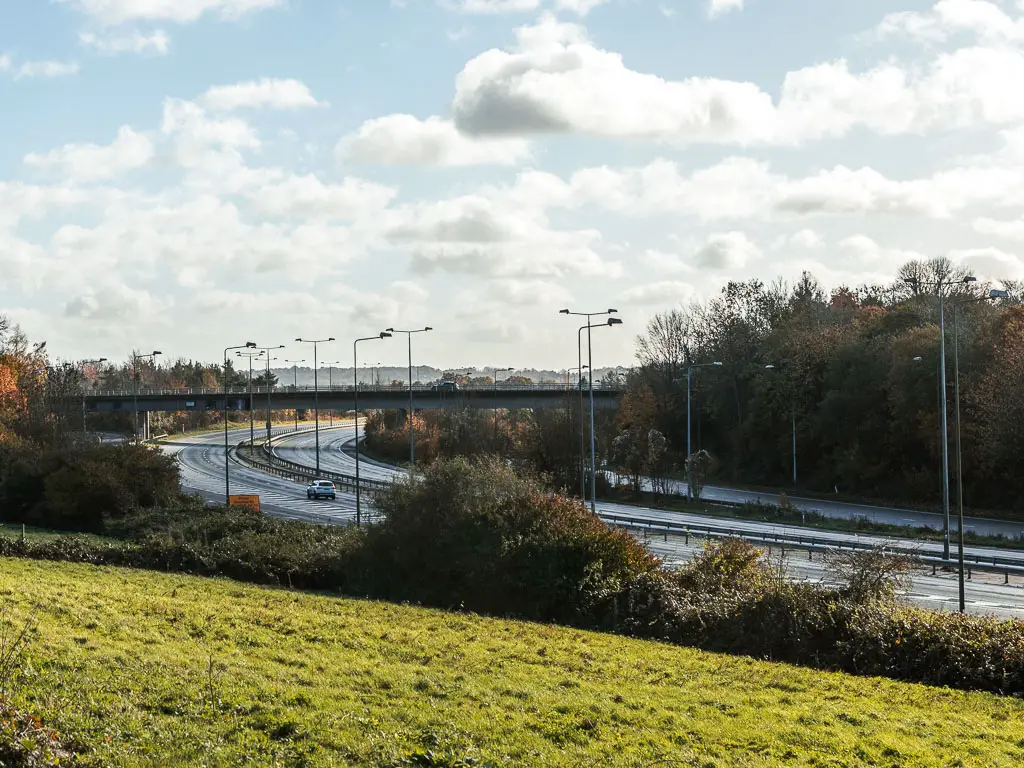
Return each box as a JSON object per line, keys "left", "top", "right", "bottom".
{"left": 83, "top": 383, "right": 625, "bottom": 414}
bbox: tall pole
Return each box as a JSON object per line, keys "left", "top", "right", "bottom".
{"left": 296, "top": 338, "right": 336, "bottom": 477}
{"left": 587, "top": 326, "right": 598, "bottom": 514}
{"left": 954, "top": 304, "right": 966, "bottom": 613}
{"left": 792, "top": 405, "right": 797, "bottom": 485}
{"left": 577, "top": 326, "right": 587, "bottom": 499}
{"left": 224, "top": 342, "right": 256, "bottom": 504}
{"left": 354, "top": 332, "right": 392, "bottom": 527}
{"left": 387, "top": 328, "right": 431, "bottom": 478}
{"left": 938, "top": 292, "right": 951, "bottom": 560}
{"left": 132, "top": 352, "right": 139, "bottom": 442}
{"left": 249, "top": 355, "right": 254, "bottom": 444}
{"left": 687, "top": 366, "right": 692, "bottom": 499}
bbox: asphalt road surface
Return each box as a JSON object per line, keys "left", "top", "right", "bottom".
{"left": 170, "top": 425, "right": 1024, "bottom": 618}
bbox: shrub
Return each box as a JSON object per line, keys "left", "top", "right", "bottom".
{"left": 676, "top": 538, "right": 774, "bottom": 597}
{"left": 365, "top": 456, "right": 659, "bottom": 622}
{"left": 823, "top": 546, "right": 917, "bottom": 603}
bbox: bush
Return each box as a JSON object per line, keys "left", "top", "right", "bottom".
{"left": 0, "top": 443, "right": 181, "bottom": 532}
{"left": 365, "top": 456, "right": 659, "bottom": 622}
{"left": 676, "top": 538, "right": 774, "bottom": 597}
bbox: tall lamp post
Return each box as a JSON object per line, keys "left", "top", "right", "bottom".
{"left": 386, "top": 327, "right": 433, "bottom": 477}
{"left": 951, "top": 288, "right": 1008, "bottom": 612}
{"left": 254, "top": 345, "right": 285, "bottom": 450}
{"left": 236, "top": 349, "right": 264, "bottom": 448}
{"left": 132, "top": 350, "right": 161, "bottom": 443}
{"left": 295, "top": 337, "right": 336, "bottom": 477}
{"left": 322, "top": 361, "right": 342, "bottom": 427}
{"left": 561, "top": 309, "right": 622, "bottom": 514}
{"left": 354, "top": 332, "right": 392, "bottom": 527}
{"left": 764, "top": 364, "right": 797, "bottom": 485}
{"left": 224, "top": 342, "right": 257, "bottom": 504}
{"left": 561, "top": 309, "right": 618, "bottom": 505}
{"left": 284, "top": 359, "right": 305, "bottom": 431}
{"left": 78, "top": 358, "right": 107, "bottom": 434}
{"left": 905, "top": 273, "right": 978, "bottom": 559}
{"left": 678, "top": 362, "right": 723, "bottom": 499}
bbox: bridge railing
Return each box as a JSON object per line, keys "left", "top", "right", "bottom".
{"left": 86, "top": 383, "right": 625, "bottom": 397}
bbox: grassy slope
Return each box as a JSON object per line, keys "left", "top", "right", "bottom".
{"left": 1, "top": 559, "right": 1022, "bottom": 767}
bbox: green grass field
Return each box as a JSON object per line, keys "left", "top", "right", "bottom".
{"left": 2, "top": 558, "right": 1022, "bottom": 767}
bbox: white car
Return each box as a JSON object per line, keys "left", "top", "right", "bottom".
{"left": 306, "top": 480, "right": 337, "bottom": 500}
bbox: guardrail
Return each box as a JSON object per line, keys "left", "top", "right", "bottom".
{"left": 235, "top": 437, "right": 390, "bottom": 493}
{"left": 85, "top": 383, "right": 625, "bottom": 397}
{"left": 600, "top": 513, "right": 1024, "bottom": 583}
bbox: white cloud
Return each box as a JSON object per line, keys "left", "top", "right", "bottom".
{"left": 876, "top": 0, "right": 1024, "bottom": 45}
{"left": 974, "top": 215, "right": 1024, "bottom": 239}
{"left": 63, "top": 281, "right": 175, "bottom": 325}
{"left": 450, "top": 13, "right": 1024, "bottom": 146}
{"left": 695, "top": 231, "right": 760, "bottom": 269}
{"left": 200, "top": 78, "right": 323, "bottom": 111}
{"left": 23, "top": 126, "right": 154, "bottom": 183}
{"left": 948, "top": 246, "right": 1024, "bottom": 279}
{"left": 56, "top": 0, "right": 284, "bottom": 26}
{"left": 337, "top": 114, "right": 531, "bottom": 166}
{"left": 3, "top": 59, "right": 79, "bottom": 80}
{"left": 247, "top": 174, "right": 398, "bottom": 220}
{"left": 621, "top": 280, "right": 695, "bottom": 305}
{"left": 454, "top": 0, "right": 541, "bottom": 12}
{"left": 553, "top": 0, "right": 611, "bottom": 14}
{"left": 79, "top": 29, "right": 170, "bottom": 55}
{"left": 161, "top": 98, "right": 261, "bottom": 149}
{"left": 708, "top": 0, "right": 743, "bottom": 19}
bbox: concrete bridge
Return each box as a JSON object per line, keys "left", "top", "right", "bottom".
{"left": 83, "top": 383, "right": 624, "bottom": 414}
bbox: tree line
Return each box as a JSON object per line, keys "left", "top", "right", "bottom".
{"left": 616, "top": 257, "right": 1024, "bottom": 513}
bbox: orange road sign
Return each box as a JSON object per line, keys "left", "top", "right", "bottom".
{"left": 228, "top": 495, "right": 261, "bottom": 512}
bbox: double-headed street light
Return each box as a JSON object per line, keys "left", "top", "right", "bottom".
{"left": 386, "top": 327, "right": 433, "bottom": 477}
{"left": 254, "top": 345, "right": 286, "bottom": 449}
{"left": 295, "top": 337, "right": 336, "bottom": 477}
{"left": 132, "top": 350, "right": 161, "bottom": 442}
{"left": 354, "top": 332, "right": 392, "bottom": 527}
{"left": 284, "top": 359, "right": 305, "bottom": 431}
{"left": 236, "top": 349, "right": 264, "bottom": 448}
{"left": 560, "top": 309, "right": 622, "bottom": 514}
{"left": 905, "top": 273, "right": 978, "bottom": 559}
{"left": 951, "top": 288, "right": 1009, "bottom": 613}
{"left": 224, "top": 342, "right": 257, "bottom": 504}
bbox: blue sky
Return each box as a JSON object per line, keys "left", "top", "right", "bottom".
{"left": 2, "top": 0, "right": 1022, "bottom": 370}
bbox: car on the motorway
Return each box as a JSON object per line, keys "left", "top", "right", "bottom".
{"left": 306, "top": 480, "right": 337, "bottom": 500}
{"left": 431, "top": 381, "right": 459, "bottom": 392}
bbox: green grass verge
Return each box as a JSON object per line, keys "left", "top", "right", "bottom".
{"left": 0, "top": 524, "right": 107, "bottom": 543}
{"left": 606, "top": 489, "right": 1024, "bottom": 550}
{"left": 2, "top": 558, "right": 1022, "bottom": 767}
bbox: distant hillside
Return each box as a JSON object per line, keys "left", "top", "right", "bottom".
{"left": 271, "top": 365, "right": 627, "bottom": 388}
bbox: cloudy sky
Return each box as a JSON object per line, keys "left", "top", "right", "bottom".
{"left": 2, "top": 0, "right": 1024, "bottom": 370}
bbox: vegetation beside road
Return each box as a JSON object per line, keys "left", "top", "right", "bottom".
{"left": 603, "top": 487, "right": 1024, "bottom": 550}
{"left": 3, "top": 558, "right": 1023, "bottom": 767}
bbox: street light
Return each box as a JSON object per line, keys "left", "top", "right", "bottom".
{"left": 295, "top": 337, "right": 336, "bottom": 477}
{"left": 354, "top": 332, "right": 392, "bottom": 527}
{"left": 680, "top": 362, "right": 723, "bottom": 500}
{"left": 764, "top": 364, "right": 797, "bottom": 485}
{"left": 224, "top": 342, "right": 257, "bottom": 504}
{"left": 236, "top": 349, "right": 264, "bottom": 448}
{"left": 561, "top": 308, "right": 618, "bottom": 506}
{"left": 561, "top": 309, "right": 622, "bottom": 514}
{"left": 951, "top": 287, "right": 1008, "bottom": 613}
{"left": 905, "top": 273, "right": 978, "bottom": 560}
{"left": 386, "top": 327, "right": 433, "bottom": 477}
{"left": 321, "top": 361, "right": 342, "bottom": 427}
{"left": 284, "top": 360, "right": 305, "bottom": 431}
{"left": 254, "top": 346, "right": 286, "bottom": 450}
{"left": 78, "top": 358, "right": 107, "bottom": 434}
{"left": 132, "top": 350, "right": 161, "bottom": 443}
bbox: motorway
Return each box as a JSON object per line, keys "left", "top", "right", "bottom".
{"left": 168, "top": 425, "right": 1024, "bottom": 618}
